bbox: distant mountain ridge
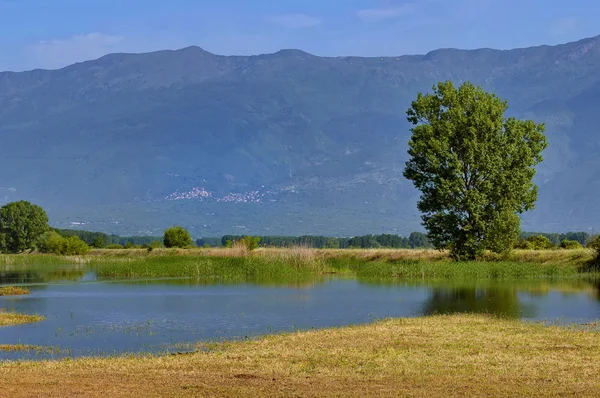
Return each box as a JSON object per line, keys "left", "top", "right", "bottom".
{"left": 1, "top": 35, "right": 599, "bottom": 236}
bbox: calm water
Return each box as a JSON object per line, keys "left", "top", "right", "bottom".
{"left": 0, "top": 270, "right": 598, "bottom": 360}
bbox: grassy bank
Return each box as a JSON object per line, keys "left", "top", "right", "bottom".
{"left": 0, "top": 314, "right": 598, "bottom": 397}
{"left": 0, "top": 248, "right": 596, "bottom": 281}
{"left": 0, "top": 311, "right": 44, "bottom": 327}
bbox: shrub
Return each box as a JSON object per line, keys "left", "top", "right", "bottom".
{"left": 560, "top": 239, "right": 583, "bottom": 250}
{"left": 37, "top": 231, "right": 89, "bottom": 255}
{"left": 106, "top": 244, "right": 124, "bottom": 249}
{"left": 143, "top": 240, "right": 163, "bottom": 252}
{"left": 238, "top": 236, "right": 261, "bottom": 251}
{"left": 518, "top": 235, "right": 555, "bottom": 250}
{"left": 587, "top": 235, "right": 600, "bottom": 250}
{"left": 92, "top": 236, "right": 106, "bottom": 248}
{"left": 163, "top": 226, "right": 193, "bottom": 248}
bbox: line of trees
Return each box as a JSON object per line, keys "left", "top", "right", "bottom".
{"left": 0, "top": 201, "right": 597, "bottom": 257}
{"left": 219, "top": 233, "right": 433, "bottom": 249}
{"left": 53, "top": 229, "right": 163, "bottom": 248}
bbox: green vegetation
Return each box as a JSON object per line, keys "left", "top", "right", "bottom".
{"left": 0, "top": 247, "right": 596, "bottom": 281}
{"left": 91, "top": 253, "right": 329, "bottom": 280}
{"left": 561, "top": 239, "right": 583, "bottom": 250}
{"left": 54, "top": 228, "right": 162, "bottom": 248}
{"left": 515, "top": 235, "right": 555, "bottom": 250}
{"left": 331, "top": 258, "right": 579, "bottom": 280}
{"left": 404, "top": 81, "right": 548, "bottom": 260}
{"left": 1, "top": 314, "right": 599, "bottom": 397}
{"left": 0, "top": 201, "right": 49, "bottom": 253}
{"left": 0, "top": 286, "right": 30, "bottom": 296}
{"left": 229, "top": 236, "right": 261, "bottom": 251}
{"left": 37, "top": 231, "right": 89, "bottom": 255}
{"left": 221, "top": 232, "right": 432, "bottom": 249}
{"left": 588, "top": 235, "right": 600, "bottom": 250}
{"left": 78, "top": 247, "right": 597, "bottom": 281}
{"left": 163, "top": 226, "right": 193, "bottom": 248}
{"left": 520, "top": 231, "right": 591, "bottom": 246}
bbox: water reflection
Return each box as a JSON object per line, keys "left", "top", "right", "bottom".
{"left": 421, "top": 287, "right": 530, "bottom": 318}
{"left": 0, "top": 269, "right": 85, "bottom": 284}
{"left": 0, "top": 266, "right": 598, "bottom": 360}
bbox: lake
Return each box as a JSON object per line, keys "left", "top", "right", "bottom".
{"left": 1, "top": 269, "right": 599, "bottom": 360}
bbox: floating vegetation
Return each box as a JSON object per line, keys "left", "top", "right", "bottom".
{"left": 0, "top": 286, "right": 30, "bottom": 296}
{"left": 0, "top": 344, "right": 59, "bottom": 353}
{"left": 0, "top": 311, "right": 44, "bottom": 327}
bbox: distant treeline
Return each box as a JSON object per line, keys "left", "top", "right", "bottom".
{"left": 519, "top": 231, "right": 591, "bottom": 246}
{"left": 217, "top": 233, "right": 433, "bottom": 249}
{"left": 54, "top": 228, "right": 162, "bottom": 247}
{"left": 55, "top": 228, "right": 596, "bottom": 250}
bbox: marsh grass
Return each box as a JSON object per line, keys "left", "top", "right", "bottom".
{"left": 0, "top": 314, "right": 598, "bottom": 397}
{"left": 91, "top": 254, "right": 331, "bottom": 280}
{"left": 330, "top": 258, "right": 581, "bottom": 279}
{"left": 1, "top": 248, "right": 596, "bottom": 281}
{"left": 0, "top": 311, "right": 44, "bottom": 327}
{"left": 0, "top": 286, "right": 30, "bottom": 296}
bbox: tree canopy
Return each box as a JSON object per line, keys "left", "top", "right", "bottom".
{"left": 163, "top": 226, "right": 193, "bottom": 248}
{"left": 0, "top": 201, "right": 49, "bottom": 253}
{"left": 403, "top": 81, "right": 548, "bottom": 260}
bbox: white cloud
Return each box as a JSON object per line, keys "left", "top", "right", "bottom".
{"left": 24, "top": 33, "right": 124, "bottom": 70}
{"left": 269, "top": 13, "right": 322, "bottom": 29}
{"left": 357, "top": 5, "right": 415, "bottom": 22}
{"left": 552, "top": 16, "right": 578, "bottom": 35}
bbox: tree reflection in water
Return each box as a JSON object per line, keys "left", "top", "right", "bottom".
{"left": 422, "top": 287, "right": 532, "bottom": 318}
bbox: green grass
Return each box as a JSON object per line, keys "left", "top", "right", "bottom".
{"left": 328, "top": 258, "right": 583, "bottom": 280}
{"left": 0, "top": 254, "right": 88, "bottom": 267}
{"left": 91, "top": 255, "right": 332, "bottom": 280}
{"left": 0, "top": 248, "right": 596, "bottom": 281}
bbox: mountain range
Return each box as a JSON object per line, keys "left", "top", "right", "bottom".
{"left": 1, "top": 35, "right": 599, "bottom": 237}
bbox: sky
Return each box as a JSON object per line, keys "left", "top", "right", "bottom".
{"left": 0, "top": 0, "right": 598, "bottom": 71}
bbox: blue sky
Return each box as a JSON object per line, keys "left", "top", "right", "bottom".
{"left": 0, "top": 0, "right": 598, "bottom": 71}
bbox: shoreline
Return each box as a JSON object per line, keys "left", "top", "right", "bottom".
{"left": 0, "top": 314, "right": 598, "bottom": 397}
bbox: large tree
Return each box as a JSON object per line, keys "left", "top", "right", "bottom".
{"left": 403, "top": 81, "right": 548, "bottom": 260}
{"left": 0, "top": 201, "right": 49, "bottom": 253}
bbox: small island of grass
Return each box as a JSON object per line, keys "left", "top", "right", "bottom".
{"left": 0, "top": 286, "right": 31, "bottom": 297}
{"left": 0, "top": 311, "right": 44, "bottom": 327}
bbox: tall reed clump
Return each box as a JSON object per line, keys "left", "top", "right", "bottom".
{"left": 263, "top": 245, "right": 329, "bottom": 273}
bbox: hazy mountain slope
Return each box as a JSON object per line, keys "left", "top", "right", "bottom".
{"left": 1, "top": 36, "right": 599, "bottom": 236}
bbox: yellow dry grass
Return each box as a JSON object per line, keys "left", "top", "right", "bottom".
{"left": 0, "top": 311, "right": 44, "bottom": 327}
{"left": 0, "top": 286, "right": 30, "bottom": 296}
{"left": 1, "top": 314, "right": 599, "bottom": 397}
